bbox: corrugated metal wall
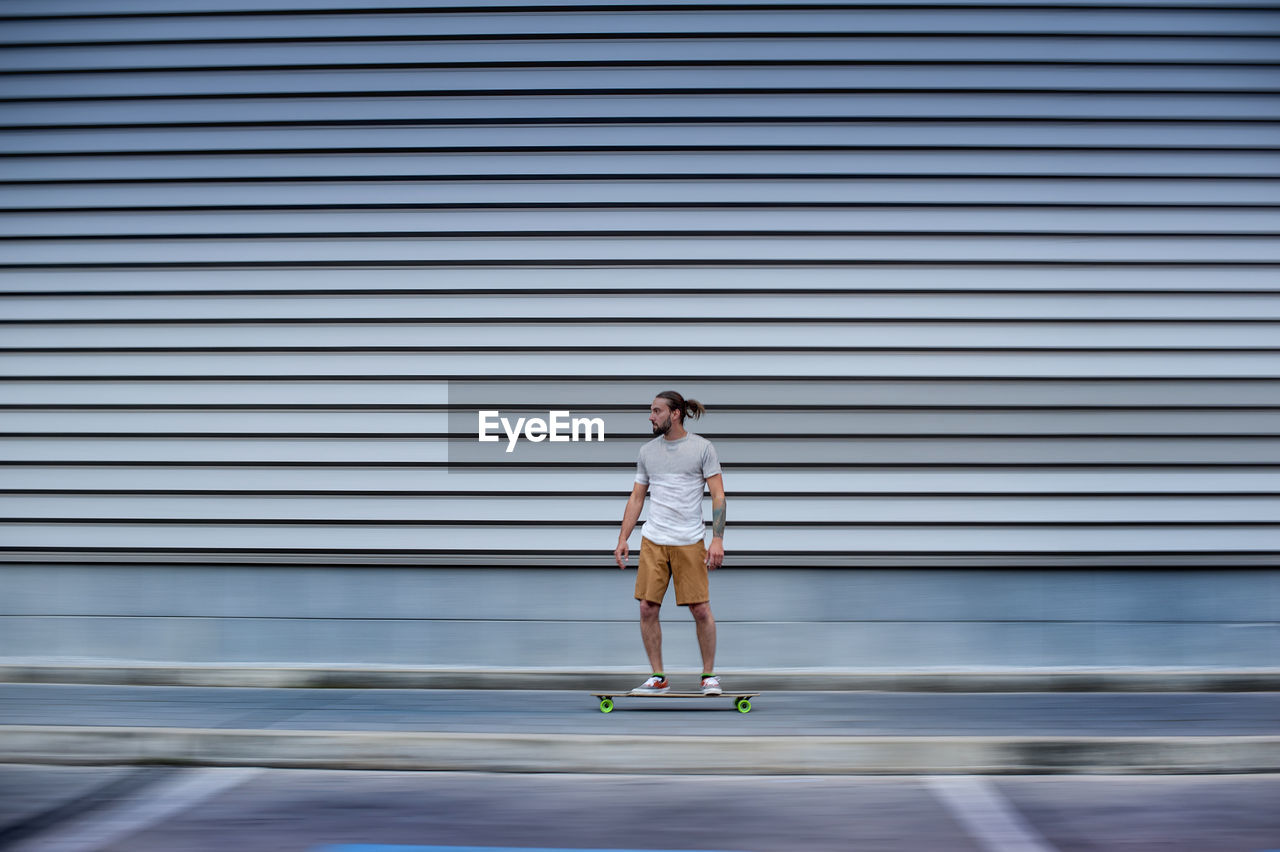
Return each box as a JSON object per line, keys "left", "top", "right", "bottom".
{"left": 1, "top": 1, "right": 1278, "bottom": 668}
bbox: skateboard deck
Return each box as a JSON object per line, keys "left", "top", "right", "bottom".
{"left": 591, "top": 691, "right": 759, "bottom": 713}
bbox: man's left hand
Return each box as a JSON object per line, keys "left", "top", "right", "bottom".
{"left": 706, "top": 539, "right": 724, "bottom": 570}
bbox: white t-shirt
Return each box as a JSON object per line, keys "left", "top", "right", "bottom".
{"left": 634, "top": 432, "right": 722, "bottom": 546}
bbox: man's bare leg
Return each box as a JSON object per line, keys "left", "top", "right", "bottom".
{"left": 639, "top": 599, "right": 664, "bottom": 674}
{"left": 688, "top": 601, "right": 716, "bottom": 674}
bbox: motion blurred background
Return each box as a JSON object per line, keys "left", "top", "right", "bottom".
{"left": 1, "top": 0, "right": 1277, "bottom": 676}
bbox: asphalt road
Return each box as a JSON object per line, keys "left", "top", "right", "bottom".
{"left": 3, "top": 765, "right": 1280, "bottom": 852}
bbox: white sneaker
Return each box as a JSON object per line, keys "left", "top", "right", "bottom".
{"left": 632, "top": 675, "right": 670, "bottom": 694}
{"left": 701, "top": 676, "right": 722, "bottom": 695}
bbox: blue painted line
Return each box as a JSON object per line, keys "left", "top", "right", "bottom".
{"left": 317, "top": 845, "right": 741, "bottom": 852}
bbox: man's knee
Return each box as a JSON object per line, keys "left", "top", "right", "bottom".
{"left": 639, "top": 599, "right": 661, "bottom": 620}
{"left": 688, "top": 601, "right": 713, "bottom": 622}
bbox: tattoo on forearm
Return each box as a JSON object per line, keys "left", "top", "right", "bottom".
{"left": 712, "top": 500, "right": 726, "bottom": 538}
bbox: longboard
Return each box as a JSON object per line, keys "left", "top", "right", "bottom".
{"left": 591, "top": 691, "right": 759, "bottom": 714}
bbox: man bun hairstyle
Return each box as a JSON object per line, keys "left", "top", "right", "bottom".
{"left": 657, "top": 390, "right": 705, "bottom": 424}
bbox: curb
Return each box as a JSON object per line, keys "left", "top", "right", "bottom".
{"left": 4, "top": 666, "right": 1280, "bottom": 692}
{"left": 3, "top": 726, "right": 1280, "bottom": 775}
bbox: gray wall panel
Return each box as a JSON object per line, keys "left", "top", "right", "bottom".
{"left": 2, "top": 568, "right": 1278, "bottom": 667}
{"left": 7, "top": 37, "right": 1280, "bottom": 71}
{"left": 3, "top": 464, "right": 1277, "bottom": 495}
{"left": 4, "top": 377, "right": 1278, "bottom": 405}
{"left": 3, "top": 351, "right": 1277, "bottom": 378}
{"left": 9, "top": 64, "right": 1280, "bottom": 99}
{"left": 4, "top": 522, "right": 1277, "bottom": 554}
{"left": 8, "top": 122, "right": 1280, "bottom": 155}
{"left": 6, "top": 8, "right": 1278, "bottom": 42}
{"left": 4, "top": 436, "right": 1278, "bottom": 464}
{"left": 8, "top": 179, "right": 1280, "bottom": 210}
{"left": 10, "top": 151, "right": 1280, "bottom": 181}
{"left": 8, "top": 292, "right": 1280, "bottom": 320}
{"left": 7, "top": 407, "right": 1280, "bottom": 434}
{"left": 10, "top": 322, "right": 1280, "bottom": 349}
{"left": 1, "top": 1, "right": 1276, "bottom": 671}
{"left": 14, "top": 208, "right": 1280, "bottom": 238}
{"left": 7, "top": 93, "right": 1280, "bottom": 127}
{"left": 4, "top": 266, "right": 1280, "bottom": 294}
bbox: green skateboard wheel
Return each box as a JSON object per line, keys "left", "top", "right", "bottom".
{"left": 599, "top": 698, "right": 614, "bottom": 713}
{"left": 736, "top": 698, "right": 751, "bottom": 713}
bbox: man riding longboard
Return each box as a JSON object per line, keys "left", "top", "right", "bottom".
{"left": 614, "top": 390, "right": 726, "bottom": 696}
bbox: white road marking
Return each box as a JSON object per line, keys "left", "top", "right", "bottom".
{"left": 10, "top": 767, "right": 261, "bottom": 852}
{"left": 925, "top": 775, "right": 1059, "bottom": 852}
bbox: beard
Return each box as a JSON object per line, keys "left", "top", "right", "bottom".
{"left": 651, "top": 419, "right": 671, "bottom": 436}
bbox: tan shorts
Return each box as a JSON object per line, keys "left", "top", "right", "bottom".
{"left": 635, "top": 536, "right": 709, "bottom": 606}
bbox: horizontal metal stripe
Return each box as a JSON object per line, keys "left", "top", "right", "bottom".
{"left": 6, "top": 93, "right": 1279, "bottom": 127}
{"left": 6, "top": 402, "right": 1279, "bottom": 409}
{"left": 5, "top": 403, "right": 1280, "bottom": 411}
{"left": 1, "top": 460, "right": 1273, "bottom": 468}
{"left": 6, "top": 615, "right": 1277, "bottom": 626}
{"left": 2, "top": 34, "right": 1277, "bottom": 58}
{"left": 9, "top": 518, "right": 1280, "bottom": 528}
{"left": 9, "top": 118, "right": 1280, "bottom": 134}
{"left": 8, "top": 178, "right": 1279, "bottom": 210}
{"left": 8, "top": 428, "right": 1280, "bottom": 440}
{"left": 4, "top": 374, "right": 1277, "bottom": 387}
{"left": 2, "top": 551, "right": 1276, "bottom": 569}
{"left": 9, "top": 488, "right": 1279, "bottom": 497}
{"left": 8, "top": 314, "right": 1280, "bottom": 322}
{"left": 12, "top": 1, "right": 1280, "bottom": 18}
{"left": 13, "top": 146, "right": 1277, "bottom": 158}
{"left": 20, "top": 0, "right": 1280, "bottom": 8}
{"left": 10, "top": 87, "right": 1280, "bottom": 106}
{"left": 5, "top": 9, "right": 1278, "bottom": 43}
{"left": 5, "top": 465, "right": 1277, "bottom": 492}
{"left": 4, "top": 237, "right": 1279, "bottom": 265}
{"left": 14, "top": 175, "right": 1280, "bottom": 188}
{"left": 7, "top": 409, "right": 1280, "bottom": 436}
{"left": 8, "top": 3, "right": 1278, "bottom": 20}
{"left": 6, "top": 292, "right": 1279, "bottom": 320}
{"left": 14, "top": 261, "right": 1280, "bottom": 271}
{"left": 10, "top": 60, "right": 1280, "bottom": 70}
{"left": 9, "top": 495, "right": 1278, "bottom": 522}
{"left": 16, "top": 146, "right": 1277, "bottom": 158}
{"left": 5, "top": 65, "right": 1280, "bottom": 100}
{"left": 11, "top": 230, "right": 1280, "bottom": 240}
{"left": 8, "top": 122, "right": 1280, "bottom": 155}
{"left": 4, "top": 378, "right": 1276, "bottom": 408}
{"left": 12, "top": 34, "right": 1276, "bottom": 52}
{"left": 4, "top": 436, "right": 1277, "bottom": 464}
{"left": 6, "top": 426, "right": 1280, "bottom": 440}
{"left": 7, "top": 327, "right": 1280, "bottom": 351}
{"left": 7, "top": 345, "right": 1280, "bottom": 354}
{"left": 1, "top": 523, "right": 1275, "bottom": 551}
{"left": 7, "top": 207, "right": 1280, "bottom": 236}
{"left": 15, "top": 427, "right": 1280, "bottom": 434}
{"left": 3, "top": 544, "right": 1276, "bottom": 557}
{"left": 8, "top": 151, "right": 1280, "bottom": 181}
{"left": 5, "top": 353, "right": 1280, "bottom": 379}
{"left": 13, "top": 263, "right": 1279, "bottom": 276}
{"left": 5, "top": 267, "right": 1280, "bottom": 293}
{"left": 7, "top": 38, "right": 1280, "bottom": 72}
{"left": 8, "top": 231, "right": 1280, "bottom": 241}
{"left": 11, "top": 203, "right": 1280, "bottom": 213}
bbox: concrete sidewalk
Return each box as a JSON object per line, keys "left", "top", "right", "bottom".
{"left": 4, "top": 664, "right": 1280, "bottom": 691}
{"left": 3, "top": 682, "right": 1279, "bottom": 775}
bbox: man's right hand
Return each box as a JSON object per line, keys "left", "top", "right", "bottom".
{"left": 614, "top": 540, "right": 629, "bottom": 568}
